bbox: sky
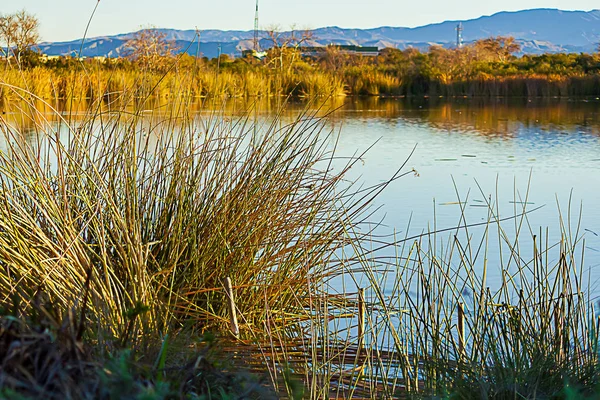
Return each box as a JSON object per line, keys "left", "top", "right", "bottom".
{"left": 2, "top": 0, "right": 600, "bottom": 43}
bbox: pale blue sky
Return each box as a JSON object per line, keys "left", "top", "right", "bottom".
{"left": 3, "top": 0, "right": 599, "bottom": 42}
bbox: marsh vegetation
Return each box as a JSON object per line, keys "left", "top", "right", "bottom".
{"left": 2, "top": 25, "right": 600, "bottom": 101}
{"left": 1, "top": 70, "right": 600, "bottom": 399}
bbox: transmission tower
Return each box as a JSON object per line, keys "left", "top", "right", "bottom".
{"left": 456, "top": 22, "right": 464, "bottom": 48}
{"left": 253, "top": 0, "right": 259, "bottom": 51}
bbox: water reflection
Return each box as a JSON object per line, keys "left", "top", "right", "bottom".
{"left": 2, "top": 96, "right": 600, "bottom": 288}
{"left": 321, "top": 97, "right": 600, "bottom": 293}
{"left": 4, "top": 95, "right": 600, "bottom": 137}
{"left": 332, "top": 97, "right": 600, "bottom": 137}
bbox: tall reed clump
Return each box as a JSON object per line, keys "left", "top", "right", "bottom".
{"left": 296, "top": 71, "right": 346, "bottom": 98}
{"left": 1, "top": 66, "right": 347, "bottom": 100}
{"left": 0, "top": 86, "right": 386, "bottom": 347}
{"left": 343, "top": 66, "right": 402, "bottom": 96}
{"left": 270, "top": 188, "right": 600, "bottom": 398}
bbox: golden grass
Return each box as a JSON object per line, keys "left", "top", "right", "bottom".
{"left": 0, "top": 65, "right": 348, "bottom": 101}
{"left": 0, "top": 80, "right": 390, "bottom": 344}
{"left": 1, "top": 71, "right": 600, "bottom": 398}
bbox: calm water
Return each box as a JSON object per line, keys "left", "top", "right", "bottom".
{"left": 315, "top": 97, "right": 600, "bottom": 293}
{"left": 3, "top": 96, "right": 600, "bottom": 292}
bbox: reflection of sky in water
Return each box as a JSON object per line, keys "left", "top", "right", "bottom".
{"left": 325, "top": 99, "right": 600, "bottom": 294}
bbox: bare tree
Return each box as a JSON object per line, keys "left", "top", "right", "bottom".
{"left": 474, "top": 36, "right": 521, "bottom": 62}
{"left": 428, "top": 45, "right": 459, "bottom": 85}
{"left": 265, "top": 25, "right": 312, "bottom": 74}
{"left": 124, "top": 27, "right": 179, "bottom": 72}
{"left": 0, "top": 14, "right": 15, "bottom": 60}
{"left": 0, "top": 10, "right": 40, "bottom": 63}
{"left": 318, "top": 45, "right": 349, "bottom": 73}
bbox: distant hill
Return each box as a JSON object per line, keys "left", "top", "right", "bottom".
{"left": 37, "top": 8, "right": 600, "bottom": 59}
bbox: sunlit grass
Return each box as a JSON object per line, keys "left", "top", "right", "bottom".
{"left": 1, "top": 68, "right": 599, "bottom": 399}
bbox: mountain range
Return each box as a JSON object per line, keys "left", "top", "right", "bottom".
{"left": 38, "top": 8, "right": 600, "bottom": 59}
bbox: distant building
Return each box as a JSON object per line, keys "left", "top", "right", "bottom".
{"left": 300, "top": 45, "right": 379, "bottom": 57}
{"left": 240, "top": 44, "right": 380, "bottom": 59}
{"left": 40, "top": 54, "right": 61, "bottom": 62}
{"left": 337, "top": 45, "right": 380, "bottom": 56}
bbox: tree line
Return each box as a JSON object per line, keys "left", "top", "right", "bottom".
{"left": 2, "top": 10, "right": 600, "bottom": 98}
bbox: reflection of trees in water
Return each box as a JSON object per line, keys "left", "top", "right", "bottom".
{"left": 1, "top": 98, "right": 77, "bottom": 151}
{"left": 4, "top": 96, "right": 600, "bottom": 142}
{"left": 331, "top": 97, "right": 600, "bottom": 138}
{"left": 427, "top": 100, "right": 600, "bottom": 138}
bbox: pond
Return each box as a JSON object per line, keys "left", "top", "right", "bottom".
{"left": 317, "top": 97, "right": 600, "bottom": 295}
{"left": 3, "top": 95, "right": 600, "bottom": 294}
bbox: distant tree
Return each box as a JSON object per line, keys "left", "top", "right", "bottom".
{"left": 124, "top": 27, "right": 179, "bottom": 72}
{"left": 377, "top": 47, "right": 429, "bottom": 78}
{"left": 265, "top": 25, "right": 312, "bottom": 74}
{"left": 427, "top": 45, "right": 462, "bottom": 84}
{"left": 318, "top": 45, "right": 350, "bottom": 73}
{"left": 0, "top": 14, "right": 15, "bottom": 60}
{"left": 0, "top": 10, "right": 40, "bottom": 64}
{"left": 475, "top": 36, "right": 521, "bottom": 62}
{"left": 376, "top": 47, "right": 402, "bottom": 64}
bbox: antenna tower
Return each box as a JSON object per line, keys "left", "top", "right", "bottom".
{"left": 253, "top": 0, "right": 259, "bottom": 51}
{"left": 456, "top": 22, "right": 464, "bottom": 48}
